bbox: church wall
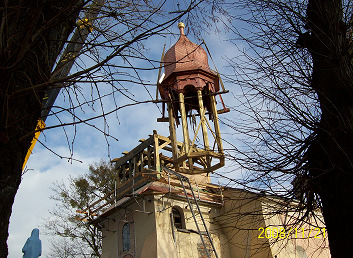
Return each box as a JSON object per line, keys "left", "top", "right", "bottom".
{"left": 217, "top": 189, "right": 273, "bottom": 257}
{"left": 218, "top": 188, "right": 330, "bottom": 258}
{"left": 154, "top": 196, "right": 230, "bottom": 257}
{"left": 134, "top": 196, "right": 157, "bottom": 258}
{"left": 101, "top": 216, "right": 118, "bottom": 258}
{"left": 98, "top": 185, "right": 330, "bottom": 258}
{"left": 100, "top": 196, "right": 158, "bottom": 258}
{"left": 261, "top": 200, "right": 331, "bottom": 258}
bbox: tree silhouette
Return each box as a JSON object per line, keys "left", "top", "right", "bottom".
{"left": 0, "top": 0, "right": 202, "bottom": 255}
{"left": 216, "top": 0, "right": 353, "bottom": 256}
{"left": 43, "top": 160, "right": 116, "bottom": 257}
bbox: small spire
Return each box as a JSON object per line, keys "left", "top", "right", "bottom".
{"left": 178, "top": 22, "right": 185, "bottom": 35}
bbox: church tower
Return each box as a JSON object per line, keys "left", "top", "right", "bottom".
{"left": 157, "top": 22, "right": 228, "bottom": 174}
{"left": 77, "top": 23, "right": 331, "bottom": 258}
{"left": 79, "top": 23, "right": 234, "bottom": 258}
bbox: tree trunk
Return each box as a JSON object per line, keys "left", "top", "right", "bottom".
{"left": 306, "top": 0, "right": 353, "bottom": 256}
{"left": 0, "top": 1, "right": 81, "bottom": 256}
{"left": 0, "top": 133, "right": 32, "bottom": 257}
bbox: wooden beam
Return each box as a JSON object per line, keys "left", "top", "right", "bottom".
{"left": 197, "top": 90, "right": 211, "bottom": 168}
{"left": 147, "top": 146, "right": 152, "bottom": 169}
{"left": 178, "top": 92, "right": 194, "bottom": 169}
{"left": 157, "top": 107, "right": 230, "bottom": 122}
{"left": 153, "top": 90, "right": 230, "bottom": 104}
{"left": 209, "top": 94, "right": 224, "bottom": 153}
{"left": 167, "top": 101, "right": 179, "bottom": 166}
{"left": 178, "top": 93, "right": 191, "bottom": 157}
{"left": 154, "top": 132, "right": 160, "bottom": 171}
{"left": 157, "top": 138, "right": 171, "bottom": 152}
{"left": 113, "top": 135, "right": 154, "bottom": 167}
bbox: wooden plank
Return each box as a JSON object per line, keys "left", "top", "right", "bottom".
{"left": 159, "top": 145, "right": 173, "bottom": 153}
{"left": 86, "top": 174, "right": 153, "bottom": 218}
{"left": 204, "top": 116, "right": 217, "bottom": 141}
{"left": 188, "top": 151, "right": 223, "bottom": 159}
{"left": 217, "top": 108, "right": 230, "bottom": 114}
{"left": 178, "top": 167, "right": 206, "bottom": 174}
{"left": 81, "top": 172, "right": 154, "bottom": 219}
{"left": 178, "top": 161, "right": 224, "bottom": 173}
{"left": 113, "top": 135, "right": 154, "bottom": 167}
{"left": 173, "top": 151, "right": 221, "bottom": 165}
{"left": 144, "top": 175, "right": 224, "bottom": 198}
{"left": 159, "top": 154, "right": 173, "bottom": 162}
{"left": 158, "top": 134, "right": 204, "bottom": 153}
{"left": 157, "top": 134, "right": 183, "bottom": 147}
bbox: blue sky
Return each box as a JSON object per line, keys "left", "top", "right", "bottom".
{"left": 8, "top": 18, "right": 243, "bottom": 257}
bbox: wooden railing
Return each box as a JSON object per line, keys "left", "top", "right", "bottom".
{"left": 76, "top": 131, "right": 182, "bottom": 220}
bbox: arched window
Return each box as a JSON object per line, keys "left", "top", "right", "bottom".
{"left": 122, "top": 223, "right": 130, "bottom": 252}
{"left": 118, "top": 213, "right": 134, "bottom": 257}
{"left": 172, "top": 206, "right": 185, "bottom": 229}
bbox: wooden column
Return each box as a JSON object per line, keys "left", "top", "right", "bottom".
{"left": 210, "top": 94, "right": 223, "bottom": 153}
{"left": 197, "top": 90, "right": 210, "bottom": 151}
{"left": 133, "top": 156, "right": 137, "bottom": 176}
{"left": 140, "top": 151, "right": 145, "bottom": 172}
{"left": 128, "top": 161, "right": 132, "bottom": 179}
{"left": 147, "top": 146, "right": 152, "bottom": 169}
{"left": 197, "top": 90, "right": 211, "bottom": 168}
{"left": 153, "top": 131, "right": 160, "bottom": 171}
{"left": 168, "top": 101, "right": 179, "bottom": 170}
{"left": 179, "top": 92, "right": 193, "bottom": 168}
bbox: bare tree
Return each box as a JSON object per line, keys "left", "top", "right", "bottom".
{"left": 0, "top": 0, "right": 205, "bottom": 255}
{"left": 209, "top": 0, "right": 353, "bottom": 256}
{"left": 43, "top": 160, "right": 116, "bottom": 257}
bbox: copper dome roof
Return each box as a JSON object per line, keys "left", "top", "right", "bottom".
{"left": 163, "top": 23, "right": 212, "bottom": 79}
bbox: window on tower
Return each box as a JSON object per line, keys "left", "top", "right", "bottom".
{"left": 122, "top": 223, "right": 130, "bottom": 252}
{"left": 118, "top": 213, "right": 134, "bottom": 257}
{"left": 172, "top": 206, "right": 185, "bottom": 229}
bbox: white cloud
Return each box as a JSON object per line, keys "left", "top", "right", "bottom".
{"left": 8, "top": 147, "right": 98, "bottom": 258}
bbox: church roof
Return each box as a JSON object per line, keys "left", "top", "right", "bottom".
{"left": 163, "top": 22, "right": 213, "bottom": 79}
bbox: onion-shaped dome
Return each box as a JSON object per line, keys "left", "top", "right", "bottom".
{"left": 163, "top": 23, "right": 212, "bottom": 79}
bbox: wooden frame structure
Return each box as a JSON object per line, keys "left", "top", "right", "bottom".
{"left": 158, "top": 88, "right": 226, "bottom": 174}
{"left": 76, "top": 131, "right": 225, "bottom": 221}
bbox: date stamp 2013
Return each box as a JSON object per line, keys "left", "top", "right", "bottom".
{"left": 258, "top": 227, "right": 326, "bottom": 239}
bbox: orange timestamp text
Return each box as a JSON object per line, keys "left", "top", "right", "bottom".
{"left": 258, "top": 227, "right": 326, "bottom": 239}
